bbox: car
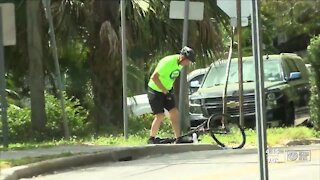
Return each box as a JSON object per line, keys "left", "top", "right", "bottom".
{"left": 187, "top": 67, "right": 209, "bottom": 95}
{"left": 127, "top": 68, "right": 208, "bottom": 116}
{"left": 189, "top": 53, "right": 311, "bottom": 128}
{"left": 127, "top": 94, "right": 151, "bottom": 116}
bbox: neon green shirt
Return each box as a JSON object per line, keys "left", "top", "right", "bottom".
{"left": 148, "top": 54, "right": 183, "bottom": 92}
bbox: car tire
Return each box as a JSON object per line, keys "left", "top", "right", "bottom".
{"left": 282, "top": 104, "right": 295, "bottom": 126}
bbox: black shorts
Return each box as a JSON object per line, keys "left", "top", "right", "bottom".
{"left": 147, "top": 87, "right": 176, "bottom": 114}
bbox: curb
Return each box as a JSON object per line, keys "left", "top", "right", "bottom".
{"left": 1, "top": 144, "right": 221, "bottom": 180}
{"left": 285, "top": 139, "right": 320, "bottom": 146}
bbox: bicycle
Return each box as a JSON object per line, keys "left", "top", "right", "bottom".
{"left": 157, "top": 113, "right": 246, "bottom": 149}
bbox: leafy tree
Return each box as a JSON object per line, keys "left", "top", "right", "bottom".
{"left": 261, "top": 0, "right": 320, "bottom": 52}
{"left": 307, "top": 35, "right": 320, "bottom": 130}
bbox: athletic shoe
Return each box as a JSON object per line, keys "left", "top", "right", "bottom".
{"left": 147, "top": 137, "right": 161, "bottom": 144}
{"left": 175, "top": 136, "right": 194, "bottom": 144}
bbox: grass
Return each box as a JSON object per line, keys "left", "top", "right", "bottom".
{"left": 0, "top": 139, "right": 80, "bottom": 151}
{"left": 0, "top": 126, "right": 319, "bottom": 169}
{"left": 1, "top": 127, "right": 319, "bottom": 151}
{"left": 246, "top": 127, "right": 320, "bottom": 147}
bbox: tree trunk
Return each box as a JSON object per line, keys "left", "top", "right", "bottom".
{"left": 27, "top": 1, "right": 47, "bottom": 131}
{"left": 88, "top": 0, "right": 123, "bottom": 131}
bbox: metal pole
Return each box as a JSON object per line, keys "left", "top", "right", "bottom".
{"left": 121, "top": 0, "right": 129, "bottom": 140}
{"left": 42, "top": 0, "right": 70, "bottom": 139}
{"left": 0, "top": 7, "right": 9, "bottom": 148}
{"left": 236, "top": 0, "right": 244, "bottom": 126}
{"left": 251, "top": 0, "right": 269, "bottom": 179}
{"left": 222, "top": 27, "right": 235, "bottom": 115}
{"left": 179, "top": 0, "right": 190, "bottom": 134}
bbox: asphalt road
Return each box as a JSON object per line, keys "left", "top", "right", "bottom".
{"left": 22, "top": 145, "right": 320, "bottom": 180}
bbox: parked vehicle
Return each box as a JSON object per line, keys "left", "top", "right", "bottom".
{"left": 127, "top": 68, "right": 208, "bottom": 116}
{"left": 187, "top": 67, "right": 208, "bottom": 95}
{"left": 189, "top": 53, "right": 310, "bottom": 128}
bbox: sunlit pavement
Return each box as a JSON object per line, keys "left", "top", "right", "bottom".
{"left": 19, "top": 145, "right": 320, "bottom": 180}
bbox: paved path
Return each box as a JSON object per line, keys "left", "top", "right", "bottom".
{"left": 1, "top": 140, "right": 319, "bottom": 180}
{"left": 19, "top": 145, "right": 320, "bottom": 180}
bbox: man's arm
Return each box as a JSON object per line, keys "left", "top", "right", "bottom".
{"left": 151, "top": 71, "right": 168, "bottom": 94}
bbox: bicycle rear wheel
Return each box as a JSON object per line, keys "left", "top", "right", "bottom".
{"left": 207, "top": 114, "right": 246, "bottom": 149}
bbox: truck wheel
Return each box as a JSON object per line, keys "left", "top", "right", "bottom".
{"left": 283, "top": 104, "right": 295, "bottom": 126}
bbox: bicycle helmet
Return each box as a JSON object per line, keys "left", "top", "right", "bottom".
{"left": 180, "top": 46, "right": 195, "bottom": 62}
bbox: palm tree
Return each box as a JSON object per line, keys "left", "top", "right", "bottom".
{"left": 127, "top": 0, "right": 229, "bottom": 65}
{"left": 48, "top": 0, "right": 229, "bottom": 132}
{"left": 26, "top": 0, "right": 47, "bottom": 131}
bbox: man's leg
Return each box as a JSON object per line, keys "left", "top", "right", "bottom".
{"left": 168, "top": 107, "right": 180, "bottom": 138}
{"left": 150, "top": 113, "right": 165, "bottom": 137}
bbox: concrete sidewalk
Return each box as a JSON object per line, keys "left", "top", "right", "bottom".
{"left": 1, "top": 138, "right": 319, "bottom": 180}
{"left": 0, "top": 144, "right": 130, "bottom": 160}
{"left": 0, "top": 143, "right": 222, "bottom": 180}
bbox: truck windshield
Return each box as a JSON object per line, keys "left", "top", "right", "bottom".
{"left": 202, "top": 58, "right": 283, "bottom": 88}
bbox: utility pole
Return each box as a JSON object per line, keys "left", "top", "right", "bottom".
{"left": 169, "top": 1, "right": 204, "bottom": 133}
{"left": 42, "top": 0, "right": 70, "bottom": 139}
{"left": 236, "top": 0, "right": 244, "bottom": 126}
{"left": 120, "top": 0, "right": 129, "bottom": 139}
{"left": 252, "top": 0, "right": 269, "bottom": 179}
{"left": 178, "top": 0, "right": 190, "bottom": 134}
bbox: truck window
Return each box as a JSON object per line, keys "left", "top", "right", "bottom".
{"left": 202, "top": 58, "right": 284, "bottom": 88}
{"left": 293, "top": 57, "right": 309, "bottom": 80}
{"left": 284, "top": 57, "right": 299, "bottom": 73}
{"left": 264, "top": 60, "right": 283, "bottom": 82}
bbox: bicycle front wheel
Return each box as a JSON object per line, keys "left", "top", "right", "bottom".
{"left": 207, "top": 114, "right": 246, "bottom": 149}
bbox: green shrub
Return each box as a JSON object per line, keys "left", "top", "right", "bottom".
{"left": 128, "top": 114, "right": 174, "bottom": 137}
{"left": 3, "top": 92, "right": 91, "bottom": 142}
{"left": 307, "top": 35, "right": 320, "bottom": 130}
{"left": 6, "top": 105, "right": 32, "bottom": 141}
{"left": 309, "top": 76, "right": 320, "bottom": 130}
{"left": 45, "top": 93, "right": 92, "bottom": 139}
